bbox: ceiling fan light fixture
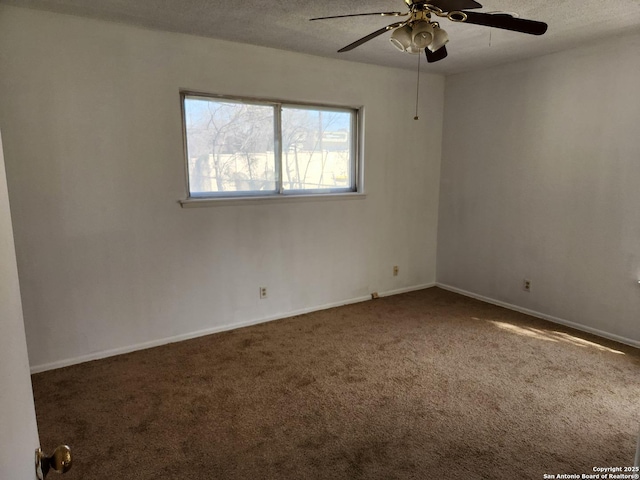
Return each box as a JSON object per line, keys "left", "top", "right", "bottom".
{"left": 389, "top": 25, "right": 413, "bottom": 52}
{"left": 428, "top": 26, "right": 449, "bottom": 52}
{"left": 411, "top": 21, "right": 434, "bottom": 49}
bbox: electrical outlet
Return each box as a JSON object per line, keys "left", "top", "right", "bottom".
{"left": 259, "top": 287, "right": 267, "bottom": 299}
{"left": 523, "top": 279, "right": 531, "bottom": 292}
{"left": 393, "top": 266, "right": 399, "bottom": 277}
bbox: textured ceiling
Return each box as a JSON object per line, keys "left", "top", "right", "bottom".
{"left": 2, "top": 0, "right": 640, "bottom": 74}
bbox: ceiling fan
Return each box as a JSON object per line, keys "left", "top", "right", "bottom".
{"left": 310, "top": 0, "right": 548, "bottom": 63}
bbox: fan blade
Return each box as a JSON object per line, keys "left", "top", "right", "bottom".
{"left": 420, "top": 0, "right": 483, "bottom": 12}
{"left": 461, "top": 11, "right": 548, "bottom": 35}
{"left": 337, "top": 22, "right": 404, "bottom": 52}
{"left": 310, "top": 12, "right": 406, "bottom": 21}
{"left": 425, "top": 45, "right": 448, "bottom": 63}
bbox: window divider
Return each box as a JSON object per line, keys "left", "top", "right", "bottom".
{"left": 274, "top": 104, "right": 284, "bottom": 194}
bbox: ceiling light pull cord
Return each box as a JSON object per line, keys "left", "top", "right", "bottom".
{"left": 414, "top": 50, "right": 421, "bottom": 120}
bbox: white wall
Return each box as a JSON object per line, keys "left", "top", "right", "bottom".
{"left": 0, "top": 6, "right": 444, "bottom": 371}
{"left": 438, "top": 32, "right": 640, "bottom": 345}
{"left": 0, "top": 130, "right": 40, "bottom": 480}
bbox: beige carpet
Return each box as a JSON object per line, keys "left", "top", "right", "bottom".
{"left": 32, "top": 288, "right": 640, "bottom": 479}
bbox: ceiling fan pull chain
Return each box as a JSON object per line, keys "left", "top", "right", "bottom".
{"left": 414, "top": 52, "right": 421, "bottom": 120}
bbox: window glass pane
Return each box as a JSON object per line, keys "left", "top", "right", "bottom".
{"left": 184, "top": 98, "right": 276, "bottom": 195}
{"left": 281, "top": 107, "right": 353, "bottom": 191}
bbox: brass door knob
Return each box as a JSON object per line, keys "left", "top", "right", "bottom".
{"left": 36, "top": 445, "right": 72, "bottom": 479}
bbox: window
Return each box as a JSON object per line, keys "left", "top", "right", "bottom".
{"left": 181, "top": 93, "right": 360, "bottom": 200}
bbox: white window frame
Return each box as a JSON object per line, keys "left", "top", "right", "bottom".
{"left": 179, "top": 91, "right": 364, "bottom": 206}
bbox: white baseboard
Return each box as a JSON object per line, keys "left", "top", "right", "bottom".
{"left": 30, "top": 282, "right": 436, "bottom": 374}
{"left": 436, "top": 283, "right": 640, "bottom": 350}
{"left": 379, "top": 282, "right": 436, "bottom": 298}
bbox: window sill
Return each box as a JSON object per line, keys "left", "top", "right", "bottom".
{"left": 179, "top": 192, "right": 367, "bottom": 208}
